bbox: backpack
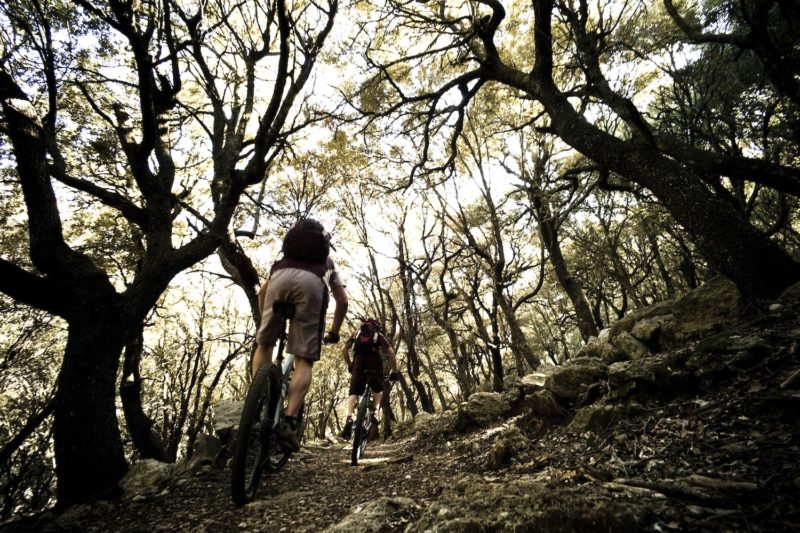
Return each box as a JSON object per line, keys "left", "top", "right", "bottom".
{"left": 282, "top": 222, "right": 330, "bottom": 263}
{"left": 352, "top": 319, "right": 381, "bottom": 357}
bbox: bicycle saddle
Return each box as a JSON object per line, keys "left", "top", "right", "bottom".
{"left": 272, "top": 301, "right": 296, "bottom": 318}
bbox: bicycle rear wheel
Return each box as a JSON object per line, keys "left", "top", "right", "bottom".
{"left": 350, "top": 392, "right": 371, "bottom": 466}
{"left": 231, "top": 363, "right": 278, "bottom": 506}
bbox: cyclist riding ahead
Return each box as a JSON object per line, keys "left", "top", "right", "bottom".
{"left": 340, "top": 319, "right": 399, "bottom": 441}
{"left": 254, "top": 218, "right": 348, "bottom": 451}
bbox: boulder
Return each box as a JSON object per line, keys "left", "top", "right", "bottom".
{"left": 324, "top": 497, "right": 420, "bottom": 532}
{"left": 520, "top": 372, "right": 548, "bottom": 393}
{"left": 545, "top": 358, "right": 608, "bottom": 401}
{"left": 521, "top": 390, "right": 568, "bottom": 418}
{"left": 611, "top": 331, "right": 651, "bottom": 361}
{"left": 188, "top": 433, "right": 223, "bottom": 468}
{"left": 414, "top": 410, "right": 458, "bottom": 438}
{"left": 672, "top": 276, "right": 743, "bottom": 339}
{"left": 408, "top": 475, "right": 649, "bottom": 532}
{"left": 630, "top": 314, "right": 676, "bottom": 351}
{"left": 607, "top": 350, "right": 694, "bottom": 394}
{"left": 568, "top": 403, "right": 641, "bottom": 433}
{"left": 608, "top": 300, "right": 674, "bottom": 340}
{"left": 50, "top": 504, "right": 92, "bottom": 531}
{"left": 576, "top": 339, "right": 622, "bottom": 363}
{"left": 486, "top": 427, "right": 531, "bottom": 469}
{"left": 686, "top": 333, "right": 773, "bottom": 378}
{"left": 119, "top": 459, "right": 180, "bottom": 500}
{"left": 457, "top": 392, "right": 512, "bottom": 428}
{"left": 211, "top": 401, "right": 243, "bottom": 441}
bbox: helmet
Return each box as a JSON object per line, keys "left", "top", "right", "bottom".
{"left": 294, "top": 218, "right": 332, "bottom": 247}
{"left": 363, "top": 318, "right": 382, "bottom": 331}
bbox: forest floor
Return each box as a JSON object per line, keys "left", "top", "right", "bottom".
{"left": 10, "top": 438, "right": 454, "bottom": 532}
{"left": 4, "top": 307, "right": 800, "bottom": 532}
{"left": 10, "top": 369, "right": 800, "bottom": 533}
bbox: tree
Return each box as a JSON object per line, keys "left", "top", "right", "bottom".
{"left": 353, "top": 0, "right": 800, "bottom": 299}
{"left": 0, "top": 301, "right": 59, "bottom": 517}
{"left": 0, "top": 0, "right": 336, "bottom": 505}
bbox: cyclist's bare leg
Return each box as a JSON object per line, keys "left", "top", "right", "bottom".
{"left": 285, "top": 356, "right": 313, "bottom": 417}
{"left": 251, "top": 343, "right": 275, "bottom": 378}
{"left": 346, "top": 395, "right": 359, "bottom": 418}
{"left": 371, "top": 391, "right": 382, "bottom": 418}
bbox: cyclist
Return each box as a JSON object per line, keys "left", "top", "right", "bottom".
{"left": 254, "top": 218, "right": 348, "bottom": 451}
{"left": 340, "top": 319, "right": 400, "bottom": 440}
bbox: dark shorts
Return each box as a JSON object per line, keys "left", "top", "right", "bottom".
{"left": 348, "top": 356, "right": 384, "bottom": 395}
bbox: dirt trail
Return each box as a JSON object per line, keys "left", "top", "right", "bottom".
{"left": 37, "top": 438, "right": 450, "bottom": 532}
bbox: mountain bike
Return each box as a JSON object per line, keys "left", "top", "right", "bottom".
{"left": 231, "top": 301, "right": 304, "bottom": 506}
{"left": 351, "top": 370, "right": 390, "bottom": 466}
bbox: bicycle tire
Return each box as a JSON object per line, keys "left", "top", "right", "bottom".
{"left": 350, "top": 391, "right": 370, "bottom": 466}
{"left": 231, "top": 363, "right": 278, "bottom": 506}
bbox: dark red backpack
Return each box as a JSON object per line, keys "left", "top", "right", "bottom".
{"left": 352, "top": 319, "right": 381, "bottom": 357}
{"left": 282, "top": 220, "right": 330, "bottom": 264}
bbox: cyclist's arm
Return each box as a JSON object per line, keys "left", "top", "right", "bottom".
{"left": 329, "top": 285, "right": 348, "bottom": 336}
{"left": 341, "top": 335, "right": 353, "bottom": 368}
{"left": 386, "top": 345, "right": 399, "bottom": 374}
{"left": 257, "top": 280, "right": 268, "bottom": 312}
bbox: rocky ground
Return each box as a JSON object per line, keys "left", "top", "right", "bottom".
{"left": 3, "top": 278, "right": 800, "bottom": 532}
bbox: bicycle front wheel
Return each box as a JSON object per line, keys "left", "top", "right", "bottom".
{"left": 351, "top": 392, "right": 370, "bottom": 466}
{"left": 231, "top": 363, "right": 278, "bottom": 506}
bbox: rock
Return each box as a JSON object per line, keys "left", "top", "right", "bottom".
{"left": 611, "top": 331, "right": 651, "bottom": 361}
{"left": 520, "top": 372, "right": 546, "bottom": 392}
{"left": 779, "top": 281, "right": 800, "bottom": 307}
{"left": 568, "top": 403, "right": 640, "bottom": 432}
{"left": 686, "top": 333, "right": 772, "bottom": 377}
{"left": 408, "top": 475, "right": 649, "bottom": 532}
{"left": 414, "top": 410, "right": 458, "bottom": 438}
{"left": 212, "top": 401, "right": 243, "bottom": 441}
{"left": 608, "top": 300, "right": 674, "bottom": 340}
{"left": 607, "top": 350, "right": 694, "bottom": 394}
{"left": 576, "top": 339, "right": 622, "bottom": 363}
{"left": 486, "top": 427, "right": 530, "bottom": 469}
{"left": 50, "top": 504, "right": 92, "bottom": 531}
{"left": 500, "top": 382, "right": 524, "bottom": 408}
{"left": 672, "top": 276, "right": 743, "bottom": 339}
{"left": 324, "top": 497, "right": 420, "bottom": 532}
{"left": 120, "top": 459, "right": 179, "bottom": 499}
{"left": 630, "top": 314, "right": 676, "bottom": 351}
{"left": 545, "top": 358, "right": 608, "bottom": 401}
{"left": 521, "top": 390, "right": 568, "bottom": 418}
{"left": 769, "top": 303, "right": 784, "bottom": 313}
{"left": 189, "top": 433, "right": 223, "bottom": 468}
{"left": 456, "top": 392, "right": 512, "bottom": 429}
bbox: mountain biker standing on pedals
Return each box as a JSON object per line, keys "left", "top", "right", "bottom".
{"left": 254, "top": 219, "right": 348, "bottom": 452}
{"left": 340, "top": 319, "right": 400, "bottom": 441}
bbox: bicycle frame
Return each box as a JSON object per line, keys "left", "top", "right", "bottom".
{"left": 231, "top": 301, "right": 300, "bottom": 506}
{"left": 351, "top": 370, "right": 390, "bottom": 465}
{"left": 270, "top": 352, "right": 294, "bottom": 433}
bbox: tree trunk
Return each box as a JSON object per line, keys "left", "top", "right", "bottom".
{"left": 534, "top": 198, "right": 599, "bottom": 341}
{"left": 120, "top": 328, "right": 169, "bottom": 462}
{"left": 496, "top": 291, "right": 540, "bottom": 372}
{"left": 646, "top": 231, "right": 676, "bottom": 298}
{"left": 489, "top": 313, "right": 504, "bottom": 392}
{"left": 54, "top": 316, "right": 128, "bottom": 506}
